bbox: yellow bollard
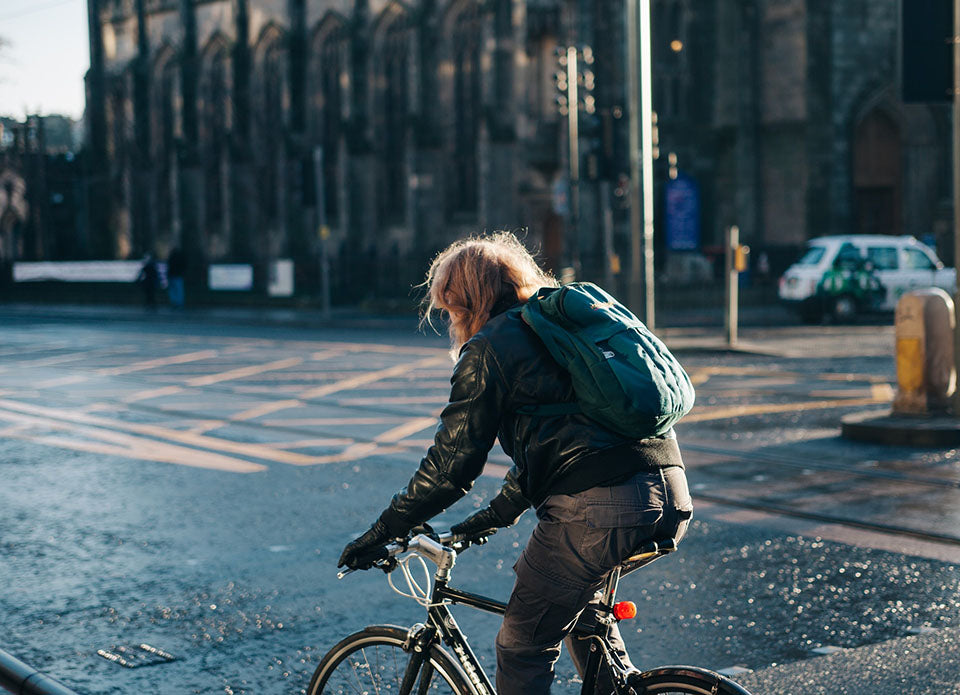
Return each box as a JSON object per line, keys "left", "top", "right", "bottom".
{"left": 893, "top": 289, "right": 956, "bottom": 415}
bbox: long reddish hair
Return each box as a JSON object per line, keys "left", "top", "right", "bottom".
{"left": 422, "top": 232, "right": 557, "bottom": 353}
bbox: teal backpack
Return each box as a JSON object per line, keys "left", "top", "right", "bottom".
{"left": 518, "top": 282, "right": 695, "bottom": 438}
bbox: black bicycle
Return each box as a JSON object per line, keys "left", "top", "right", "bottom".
{"left": 309, "top": 529, "right": 752, "bottom": 695}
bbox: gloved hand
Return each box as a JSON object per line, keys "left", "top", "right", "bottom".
{"left": 338, "top": 519, "right": 393, "bottom": 569}
{"left": 450, "top": 506, "right": 509, "bottom": 539}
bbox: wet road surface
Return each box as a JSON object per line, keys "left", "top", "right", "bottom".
{"left": 0, "top": 310, "right": 958, "bottom": 694}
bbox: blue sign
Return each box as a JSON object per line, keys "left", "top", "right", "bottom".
{"left": 665, "top": 173, "right": 700, "bottom": 251}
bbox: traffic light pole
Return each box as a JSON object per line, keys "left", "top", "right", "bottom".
{"left": 567, "top": 46, "right": 581, "bottom": 277}
{"left": 626, "top": 0, "right": 656, "bottom": 328}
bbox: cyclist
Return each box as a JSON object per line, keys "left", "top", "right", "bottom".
{"left": 338, "top": 232, "right": 694, "bottom": 695}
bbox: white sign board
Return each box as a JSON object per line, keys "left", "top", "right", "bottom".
{"left": 208, "top": 264, "right": 254, "bottom": 291}
{"left": 268, "top": 259, "right": 294, "bottom": 297}
{"left": 14, "top": 261, "right": 146, "bottom": 283}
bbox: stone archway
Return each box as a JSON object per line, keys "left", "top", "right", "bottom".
{"left": 853, "top": 107, "right": 901, "bottom": 236}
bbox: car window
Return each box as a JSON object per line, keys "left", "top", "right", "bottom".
{"left": 866, "top": 246, "right": 898, "bottom": 270}
{"left": 903, "top": 248, "right": 935, "bottom": 270}
{"left": 796, "top": 246, "right": 826, "bottom": 265}
{"left": 834, "top": 243, "right": 862, "bottom": 270}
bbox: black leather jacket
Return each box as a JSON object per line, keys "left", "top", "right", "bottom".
{"left": 378, "top": 303, "right": 684, "bottom": 536}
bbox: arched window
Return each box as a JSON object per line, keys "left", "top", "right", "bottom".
{"left": 200, "top": 40, "right": 231, "bottom": 250}
{"left": 151, "top": 50, "right": 178, "bottom": 243}
{"left": 108, "top": 79, "right": 129, "bottom": 182}
{"left": 310, "top": 18, "right": 346, "bottom": 222}
{"left": 373, "top": 9, "right": 410, "bottom": 224}
{"left": 450, "top": 4, "right": 481, "bottom": 215}
{"left": 253, "top": 29, "right": 287, "bottom": 233}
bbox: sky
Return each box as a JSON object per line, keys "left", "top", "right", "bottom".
{"left": 0, "top": 0, "right": 90, "bottom": 121}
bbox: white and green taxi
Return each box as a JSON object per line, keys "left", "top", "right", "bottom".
{"left": 778, "top": 235, "right": 956, "bottom": 322}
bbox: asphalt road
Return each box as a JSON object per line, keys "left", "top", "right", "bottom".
{"left": 0, "top": 306, "right": 958, "bottom": 694}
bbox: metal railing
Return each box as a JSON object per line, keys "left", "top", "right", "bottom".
{"left": 0, "top": 648, "right": 78, "bottom": 695}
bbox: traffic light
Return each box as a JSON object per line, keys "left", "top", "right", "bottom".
{"left": 902, "top": 0, "right": 954, "bottom": 103}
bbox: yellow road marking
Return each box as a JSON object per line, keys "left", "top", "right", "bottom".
{"left": 230, "top": 399, "right": 305, "bottom": 422}
{"left": 186, "top": 357, "right": 304, "bottom": 386}
{"left": 0, "top": 399, "right": 316, "bottom": 466}
{"left": 396, "top": 438, "right": 434, "bottom": 448}
{"left": 262, "top": 417, "right": 405, "bottom": 427}
{"left": 0, "top": 407, "right": 265, "bottom": 473}
{"left": 260, "top": 438, "right": 356, "bottom": 449}
{"left": 122, "top": 385, "right": 185, "bottom": 403}
{"left": 683, "top": 395, "right": 890, "bottom": 424}
{"left": 96, "top": 350, "right": 219, "bottom": 376}
{"left": 808, "top": 384, "right": 896, "bottom": 399}
{"left": 299, "top": 356, "right": 448, "bottom": 399}
{"left": 374, "top": 417, "right": 437, "bottom": 443}
{"left": 337, "top": 396, "right": 445, "bottom": 406}
{"left": 482, "top": 462, "right": 511, "bottom": 479}
{"left": 688, "top": 365, "right": 895, "bottom": 386}
{"left": 34, "top": 374, "right": 89, "bottom": 388}
{"left": 186, "top": 420, "right": 225, "bottom": 434}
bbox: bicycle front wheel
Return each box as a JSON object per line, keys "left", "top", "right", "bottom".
{"left": 628, "top": 665, "right": 753, "bottom": 695}
{"left": 308, "top": 624, "right": 477, "bottom": 695}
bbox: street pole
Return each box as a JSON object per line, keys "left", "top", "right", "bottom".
{"left": 954, "top": 0, "right": 960, "bottom": 416}
{"left": 312, "top": 146, "right": 331, "bottom": 320}
{"left": 626, "top": 0, "right": 643, "bottom": 318}
{"left": 639, "top": 0, "right": 656, "bottom": 330}
{"left": 725, "top": 225, "right": 739, "bottom": 346}
{"left": 626, "top": 0, "right": 655, "bottom": 328}
{"left": 567, "top": 46, "right": 581, "bottom": 277}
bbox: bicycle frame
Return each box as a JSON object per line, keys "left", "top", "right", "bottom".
{"left": 407, "top": 546, "right": 659, "bottom": 695}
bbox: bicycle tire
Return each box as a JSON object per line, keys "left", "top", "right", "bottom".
{"left": 308, "top": 624, "right": 478, "bottom": 695}
{"left": 628, "top": 665, "right": 753, "bottom": 695}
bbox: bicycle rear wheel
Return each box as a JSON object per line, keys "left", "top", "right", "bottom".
{"left": 628, "top": 665, "right": 753, "bottom": 694}
{"left": 308, "top": 624, "right": 477, "bottom": 695}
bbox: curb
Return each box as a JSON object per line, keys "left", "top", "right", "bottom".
{"left": 841, "top": 410, "right": 960, "bottom": 447}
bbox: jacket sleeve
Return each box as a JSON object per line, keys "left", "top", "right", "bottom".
{"left": 379, "top": 337, "right": 507, "bottom": 535}
{"left": 489, "top": 464, "right": 530, "bottom": 525}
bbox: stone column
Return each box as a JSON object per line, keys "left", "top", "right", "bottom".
{"left": 132, "top": 0, "right": 153, "bottom": 255}
{"left": 410, "top": 0, "right": 444, "bottom": 256}
{"left": 85, "top": 0, "right": 112, "bottom": 258}
{"left": 482, "top": 0, "right": 519, "bottom": 231}
{"left": 231, "top": 0, "right": 256, "bottom": 263}
{"left": 287, "top": 0, "right": 312, "bottom": 268}
{"left": 343, "top": 0, "right": 377, "bottom": 299}
{"left": 178, "top": 0, "right": 205, "bottom": 287}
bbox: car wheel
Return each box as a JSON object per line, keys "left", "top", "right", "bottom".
{"left": 831, "top": 295, "right": 858, "bottom": 322}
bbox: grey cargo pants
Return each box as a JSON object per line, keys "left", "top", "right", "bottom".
{"left": 495, "top": 466, "right": 693, "bottom": 695}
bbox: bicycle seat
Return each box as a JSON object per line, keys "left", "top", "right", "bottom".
{"left": 620, "top": 538, "right": 677, "bottom": 572}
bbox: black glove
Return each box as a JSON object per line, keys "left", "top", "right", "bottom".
{"left": 338, "top": 519, "right": 393, "bottom": 569}
{"left": 450, "top": 506, "right": 509, "bottom": 539}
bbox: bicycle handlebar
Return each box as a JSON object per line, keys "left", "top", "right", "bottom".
{"left": 336, "top": 528, "right": 497, "bottom": 579}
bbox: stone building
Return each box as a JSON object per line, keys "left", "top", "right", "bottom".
{"left": 83, "top": 0, "right": 954, "bottom": 303}
{"left": 0, "top": 116, "right": 84, "bottom": 273}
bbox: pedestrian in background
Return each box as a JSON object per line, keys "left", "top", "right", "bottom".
{"left": 166, "top": 247, "right": 186, "bottom": 308}
{"left": 338, "top": 232, "right": 694, "bottom": 695}
{"left": 137, "top": 253, "right": 159, "bottom": 309}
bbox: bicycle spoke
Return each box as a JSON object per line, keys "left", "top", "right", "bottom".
{"left": 361, "top": 647, "right": 383, "bottom": 695}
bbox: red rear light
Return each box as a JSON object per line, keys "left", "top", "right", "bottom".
{"left": 613, "top": 601, "right": 637, "bottom": 620}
